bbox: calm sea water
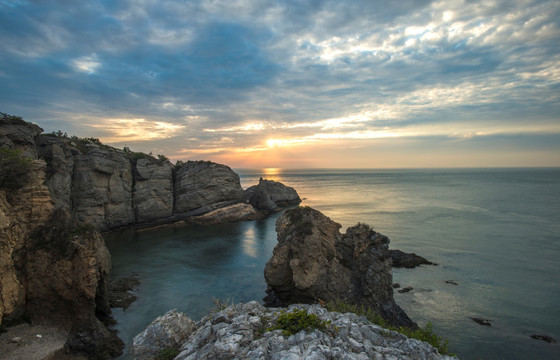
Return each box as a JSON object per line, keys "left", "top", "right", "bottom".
{"left": 105, "top": 168, "right": 560, "bottom": 360}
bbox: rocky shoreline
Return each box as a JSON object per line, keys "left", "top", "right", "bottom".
{"left": 1, "top": 114, "right": 448, "bottom": 359}
{"left": 131, "top": 302, "right": 457, "bottom": 360}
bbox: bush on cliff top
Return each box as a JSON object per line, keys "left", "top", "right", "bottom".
{"left": 266, "top": 308, "right": 333, "bottom": 336}
{"left": 0, "top": 148, "right": 33, "bottom": 191}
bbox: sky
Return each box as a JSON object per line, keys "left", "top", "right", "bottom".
{"left": 1, "top": 0, "right": 559, "bottom": 169}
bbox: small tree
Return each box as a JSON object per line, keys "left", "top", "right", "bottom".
{"left": 0, "top": 148, "right": 33, "bottom": 191}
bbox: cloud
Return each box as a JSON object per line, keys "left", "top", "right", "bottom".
{"left": 0, "top": 0, "right": 559, "bottom": 167}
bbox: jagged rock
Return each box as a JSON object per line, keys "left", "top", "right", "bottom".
{"left": 132, "top": 309, "right": 195, "bottom": 360}
{"left": 190, "top": 203, "right": 264, "bottom": 224}
{"left": 174, "top": 161, "right": 245, "bottom": 216}
{"left": 264, "top": 206, "right": 415, "bottom": 328}
{"left": 134, "top": 302, "right": 457, "bottom": 360}
{"left": 133, "top": 158, "right": 174, "bottom": 222}
{"left": 245, "top": 178, "right": 301, "bottom": 211}
{"left": 72, "top": 148, "right": 135, "bottom": 230}
{"left": 109, "top": 276, "right": 140, "bottom": 310}
{"left": 390, "top": 249, "right": 435, "bottom": 268}
{"left": 0, "top": 114, "right": 42, "bottom": 157}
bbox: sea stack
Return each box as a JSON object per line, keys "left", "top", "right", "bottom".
{"left": 264, "top": 206, "right": 415, "bottom": 328}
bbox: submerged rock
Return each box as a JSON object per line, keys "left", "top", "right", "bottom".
{"left": 264, "top": 206, "right": 415, "bottom": 328}
{"left": 530, "top": 334, "right": 557, "bottom": 343}
{"left": 471, "top": 318, "right": 492, "bottom": 326}
{"left": 245, "top": 178, "right": 301, "bottom": 212}
{"left": 133, "top": 302, "right": 457, "bottom": 360}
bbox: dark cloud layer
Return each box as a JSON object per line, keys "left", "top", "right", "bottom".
{"left": 0, "top": 0, "right": 559, "bottom": 167}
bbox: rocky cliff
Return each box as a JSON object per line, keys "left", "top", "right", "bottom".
{"left": 1, "top": 114, "right": 302, "bottom": 358}
{"left": 132, "top": 302, "right": 457, "bottom": 360}
{"left": 264, "top": 206, "right": 415, "bottom": 328}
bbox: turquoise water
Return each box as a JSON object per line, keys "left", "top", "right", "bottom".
{"left": 105, "top": 168, "right": 560, "bottom": 359}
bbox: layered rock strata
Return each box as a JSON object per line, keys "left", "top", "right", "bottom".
{"left": 264, "top": 206, "right": 414, "bottom": 328}
{"left": 132, "top": 302, "right": 457, "bottom": 360}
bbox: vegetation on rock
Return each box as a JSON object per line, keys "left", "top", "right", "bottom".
{"left": 0, "top": 147, "right": 33, "bottom": 190}
{"left": 327, "top": 300, "right": 452, "bottom": 355}
{"left": 266, "top": 308, "right": 333, "bottom": 336}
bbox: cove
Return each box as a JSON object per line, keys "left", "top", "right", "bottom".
{"left": 104, "top": 211, "right": 283, "bottom": 349}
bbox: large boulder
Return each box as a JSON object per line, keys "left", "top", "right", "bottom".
{"left": 72, "top": 148, "right": 135, "bottom": 230}
{"left": 264, "top": 206, "right": 415, "bottom": 328}
{"left": 174, "top": 161, "right": 245, "bottom": 216}
{"left": 245, "top": 178, "right": 301, "bottom": 211}
{"left": 132, "top": 309, "right": 195, "bottom": 360}
{"left": 133, "top": 158, "right": 174, "bottom": 222}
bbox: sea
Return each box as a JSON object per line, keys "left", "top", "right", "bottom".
{"left": 104, "top": 168, "right": 560, "bottom": 360}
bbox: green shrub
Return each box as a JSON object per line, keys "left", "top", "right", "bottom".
{"left": 326, "top": 300, "right": 452, "bottom": 355}
{"left": 154, "top": 347, "right": 180, "bottom": 360}
{"left": 266, "top": 308, "right": 331, "bottom": 336}
{"left": 0, "top": 148, "right": 33, "bottom": 191}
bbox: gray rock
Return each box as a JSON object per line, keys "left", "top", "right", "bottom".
{"left": 135, "top": 302, "right": 457, "bottom": 360}
{"left": 174, "top": 161, "right": 245, "bottom": 216}
{"left": 0, "top": 114, "right": 42, "bottom": 158}
{"left": 389, "top": 249, "right": 435, "bottom": 268}
{"left": 132, "top": 309, "right": 195, "bottom": 360}
{"left": 246, "top": 178, "right": 301, "bottom": 211}
{"left": 264, "top": 207, "right": 414, "bottom": 328}
{"left": 190, "top": 203, "right": 264, "bottom": 224}
{"left": 71, "top": 149, "right": 135, "bottom": 230}
{"left": 133, "top": 158, "right": 174, "bottom": 222}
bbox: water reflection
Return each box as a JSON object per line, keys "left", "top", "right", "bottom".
{"left": 242, "top": 226, "right": 257, "bottom": 258}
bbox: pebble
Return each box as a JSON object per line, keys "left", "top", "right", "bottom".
{"left": 10, "top": 337, "right": 22, "bottom": 344}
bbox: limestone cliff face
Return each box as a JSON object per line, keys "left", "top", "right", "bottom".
{"left": 72, "top": 148, "right": 135, "bottom": 230}
{"left": 264, "top": 206, "right": 415, "bottom": 328}
{"left": 0, "top": 160, "right": 54, "bottom": 324}
{"left": 133, "top": 158, "right": 174, "bottom": 222}
{"left": 174, "top": 161, "right": 245, "bottom": 216}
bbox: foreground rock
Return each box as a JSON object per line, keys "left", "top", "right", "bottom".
{"left": 245, "top": 178, "right": 301, "bottom": 212}
{"left": 264, "top": 206, "right": 414, "bottom": 328}
{"left": 390, "top": 249, "right": 435, "bottom": 268}
{"left": 132, "top": 302, "right": 457, "bottom": 360}
{"left": 132, "top": 310, "right": 194, "bottom": 360}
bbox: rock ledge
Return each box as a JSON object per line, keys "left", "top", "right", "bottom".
{"left": 132, "top": 302, "right": 458, "bottom": 360}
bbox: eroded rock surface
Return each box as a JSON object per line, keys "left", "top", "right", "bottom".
{"left": 174, "top": 161, "right": 245, "bottom": 216}
{"left": 133, "top": 158, "right": 174, "bottom": 222}
{"left": 133, "top": 302, "right": 457, "bottom": 360}
{"left": 132, "top": 310, "right": 195, "bottom": 360}
{"left": 264, "top": 206, "right": 414, "bottom": 328}
{"left": 390, "top": 249, "right": 435, "bottom": 268}
{"left": 246, "top": 178, "right": 301, "bottom": 212}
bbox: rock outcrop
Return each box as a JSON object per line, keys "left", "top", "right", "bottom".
{"left": 132, "top": 302, "right": 457, "bottom": 360}
{"left": 132, "top": 309, "right": 194, "bottom": 360}
{"left": 390, "top": 249, "right": 435, "bottom": 268}
{"left": 190, "top": 203, "right": 263, "bottom": 225}
{"left": 174, "top": 160, "right": 245, "bottom": 216}
{"left": 133, "top": 158, "right": 174, "bottom": 222}
{"left": 264, "top": 206, "right": 414, "bottom": 328}
{"left": 246, "top": 178, "right": 301, "bottom": 212}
